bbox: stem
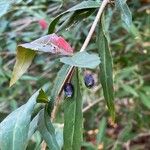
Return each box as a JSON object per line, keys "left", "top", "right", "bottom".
{"left": 80, "top": 0, "right": 109, "bottom": 52}
{"left": 58, "top": 0, "right": 109, "bottom": 95}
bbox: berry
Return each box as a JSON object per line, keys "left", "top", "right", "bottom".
{"left": 64, "top": 83, "right": 74, "bottom": 97}
{"left": 84, "top": 74, "right": 95, "bottom": 88}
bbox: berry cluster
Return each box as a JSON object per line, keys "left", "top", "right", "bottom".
{"left": 64, "top": 73, "right": 95, "bottom": 97}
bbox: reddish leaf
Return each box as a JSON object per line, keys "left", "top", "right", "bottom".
{"left": 19, "top": 33, "right": 73, "bottom": 55}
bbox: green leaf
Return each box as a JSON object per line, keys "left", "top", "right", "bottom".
{"left": 139, "top": 92, "right": 150, "bottom": 109}
{"left": 53, "top": 124, "right": 64, "bottom": 149}
{"left": 96, "top": 14, "right": 115, "bottom": 121}
{"left": 57, "top": 9, "right": 95, "bottom": 32}
{"left": 0, "top": 1, "right": 9, "bottom": 18}
{"left": 36, "top": 89, "right": 50, "bottom": 103}
{"left": 0, "top": 90, "right": 40, "bottom": 150}
{"left": 63, "top": 69, "right": 83, "bottom": 150}
{"left": 48, "top": 1, "right": 100, "bottom": 33}
{"left": 0, "top": 0, "right": 22, "bottom": 18}
{"left": 51, "top": 64, "right": 71, "bottom": 103}
{"left": 28, "top": 114, "right": 39, "bottom": 140}
{"left": 96, "top": 117, "right": 106, "bottom": 145}
{"left": 115, "top": 0, "right": 140, "bottom": 38}
{"left": 121, "top": 84, "right": 138, "bottom": 97}
{"left": 47, "top": 64, "right": 71, "bottom": 114}
{"left": 10, "top": 34, "right": 73, "bottom": 86}
{"left": 38, "top": 109, "right": 60, "bottom": 150}
{"left": 60, "top": 52, "right": 100, "bottom": 69}
{"left": 9, "top": 47, "right": 36, "bottom": 87}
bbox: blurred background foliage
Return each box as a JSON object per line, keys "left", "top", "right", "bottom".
{"left": 0, "top": 0, "right": 150, "bottom": 149}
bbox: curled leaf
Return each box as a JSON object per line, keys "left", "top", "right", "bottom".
{"left": 10, "top": 34, "right": 73, "bottom": 86}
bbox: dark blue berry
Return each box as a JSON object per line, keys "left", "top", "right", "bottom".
{"left": 64, "top": 83, "right": 74, "bottom": 97}
{"left": 84, "top": 74, "right": 95, "bottom": 88}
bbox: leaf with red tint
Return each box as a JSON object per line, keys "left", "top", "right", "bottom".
{"left": 19, "top": 33, "right": 74, "bottom": 55}
{"left": 38, "top": 19, "right": 48, "bottom": 30}
{"left": 10, "top": 34, "right": 73, "bottom": 86}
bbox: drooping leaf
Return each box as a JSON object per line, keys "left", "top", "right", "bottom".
{"left": 63, "top": 69, "right": 83, "bottom": 150}
{"left": 48, "top": 1, "right": 100, "bottom": 33}
{"left": 0, "top": 90, "right": 40, "bottom": 150}
{"left": 10, "top": 34, "right": 73, "bottom": 86}
{"left": 115, "top": 0, "right": 140, "bottom": 38}
{"left": 60, "top": 52, "right": 101, "bottom": 69}
{"left": 97, "top": 14, "right": 115, "bottom": 121}
{"left": 38, "top": 109, "right": 60, "bottom": 150}
{"left": 9, "top": 48, "right": 36, "bottom": 87}
{"left": 36, "top": 89, "right": 50, "bottom": 103}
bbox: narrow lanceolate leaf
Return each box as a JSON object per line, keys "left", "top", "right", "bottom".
{"left": 97, "top": 15, "right": 115, "bottom": 121}
{"left": 51, "top": 64, "right": 71, "bottom": 103}
{"left": 38, "top": 109, "right": 60, "bottom": 150}
{"left": 9, "top": 48, "right": 36, "bottom": 87}
{"left": 48, "top": 1, "right": 100, "bottom": 33}
{"left": 60, "top": 52, "right": 101, "bottom": 69}
{"left": 10, "top": 34, "right": 73, "bottom": 86}
{"left": 115, "top": 0, "right": 140, "bottom": 38}
{"left": 63, "top": 69, "right": 83, "bottom": 150}
{"left": 0, "top": 90, "right": 40, "bottom": 150}
{"left": 96, "top": 117, "right": 106, "bottom": 145}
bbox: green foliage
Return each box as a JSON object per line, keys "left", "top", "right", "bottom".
{"left": 36, "top": 89, "right": 50, "bottom": 103}
{"left": 10, "top": 48, "right": 36, "bottom": 86}
{"left": 115, "top": 0, "right": 140, "bottom": 38}
{"left": 60, "top": 52, "right": 101, "bottom": 69}
{"left": 97, "top": 14, "right": 115, "bottom": 121}
{"left": 96, "top": 117, "right": 106, "bottom": 145}
{"left": 0, "top": 0, "right": 150, "bottom": 149}
{"left": 63, "top": 69, "right": 83, "bottom": 150}
{"left": 48, "top": 0, "right": 100, "bottom": 33}
{"left": 38, "top": 109, "right": 60, "bottom": 150}
{"left": 0, "top": 89, "right": 40, "bottom": 150}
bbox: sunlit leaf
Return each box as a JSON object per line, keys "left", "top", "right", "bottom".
{"left": 9, "top": 48, "right": 36, "bottom": 87}
{"left": 60, "top": 52, "right": 100, "bottom": 69}
{"left": 36, "top": 89, "right": 50, "bottom": 103}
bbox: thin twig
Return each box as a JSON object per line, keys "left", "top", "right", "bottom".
{"left": 83, "top": 98, "right": 103, "bottom": 113}
{"left": 58, "top": 0, "right": 109, "bottom": 96}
